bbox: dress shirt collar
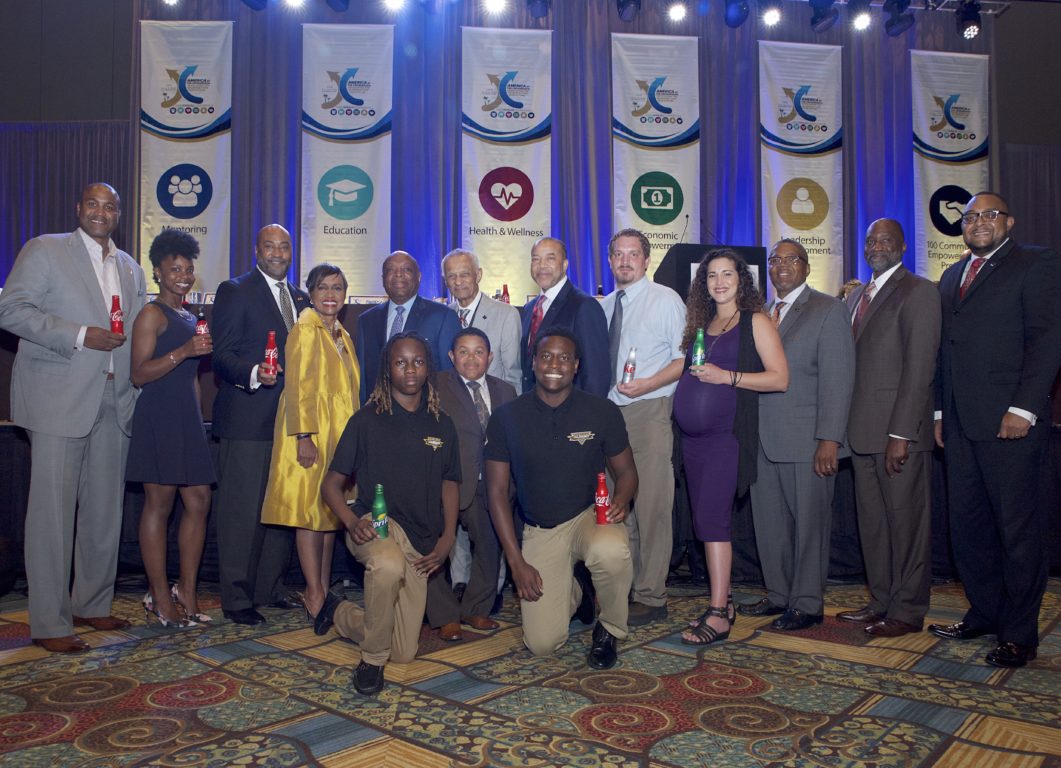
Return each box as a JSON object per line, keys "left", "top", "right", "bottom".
{"left": 78, "top": 228, "right": 116, "bottom": 262}
{"left": 870, "top": 261, "right": 903, "bottom": 292}
{"left": 774, "top": 280, "right": 807, "bottom": 307}
{"left": 537, "top": 276, "right": 568, "bottom": 307}
{"left": 615, "top": 275, "right": 649, "bottom": 303}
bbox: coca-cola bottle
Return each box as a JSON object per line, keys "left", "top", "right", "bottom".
{"left": 109, "top": 295, "right": 123, "bottom": 334}
{"left": 261, "top": 330, "right": 278, "bottom": 377}
{"left": 621, "top": 347, "right": 637, "bottom": 384}
{"left": 500, "top": 284, "right": 511, "bottom": 304}
{"left": 195, "top": 308, "right": 209, "bottom": 336}
{"left": 594, "top": 472, "right": 610, "bottom": 525}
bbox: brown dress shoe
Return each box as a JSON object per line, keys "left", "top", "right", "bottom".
{"left": 461, "top": 615, "right": 500, "bottom": 630}
{"left": 438, "top": 622, "right": 463, "bottom": 641}
{"left": 836, "top": 606, "right": 884, "bottom": 624}
{"left": 33, "top": 635, "right": 90, "bottom": 653}
{"left": 73, "top": 615, "right": 130, "bottom": 631}
{"left": 864, "top": 618, "right": 922, "bottom": 637}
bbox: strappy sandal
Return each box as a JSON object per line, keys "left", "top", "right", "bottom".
{"left": 681, "top": 606, "right": 730, "bottom": 646}
{"left": 688, "top": 593, "right": 737, "bottom": 628}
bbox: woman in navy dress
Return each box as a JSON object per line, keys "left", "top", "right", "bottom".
{"left": 673, "top": 249, "right": 788, "bottom": 645}
{"left": 127, "top": 230, "right": 215, "bottom": 627}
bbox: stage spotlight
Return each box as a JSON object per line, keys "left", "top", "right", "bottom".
{"left": 849, "top": 0, "right": 872, "bottom": 30}
{"left": 883, "top": 0, "right": 915, "bottom": 36}
{"left": 162, "top": 0, "right": 179, "bottom": 6}
{"left": 483, "top": 0, "right": 507, "bottom": 13}
{"left": 809, "top": 0, "right": 838, "bottom": 31}
{"left": 760, "top": 0, "right": 782, "bottom": 27}
{"left": 724, "top": 0, "right": 750, "bottom": 27}
{"left": 617, "top": 0, "right": 641, "bottom": 22}
{"left": 240, "top": 0, "right": 267, "bottom": 10}
{"left": 956, "top": 0, "right": 981, "bottom": 39}
{"left": 527, "top": 0, "right": 550, "bottom": 18}
{"left": 326, "top": 0, "right": 350, "bottom": 11}
{"left": 283, "top": 0, "right": 305, "bottom": 8}
{"left": 383, "top": 0, "right": 407, "bottom": 10}
{"left": 668, "top": 2, "right": 688, "bottom": 21}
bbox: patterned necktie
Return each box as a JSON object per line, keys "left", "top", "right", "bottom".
{"left": 389, "top": 305, "right": 406, "bottom": 339}
{"left": 527, "top": 295, "right": 546, "bottom": 352}
{"left": 277, "top": 282, "right": 295, "bottom": 331}
{"left": 959, "top": 257, "right": 986, "bottom": 299}
{"left": 851, "top": 280, "right": 876, "bottom": 338}
{"left": 772, "top": 301, "right": 786, "bottom": 327}
{"left": 467, "top": 380, "right": 490, "bottom": 433}
{"left": 459, "top": 308, "right": 470, "bottom": 327}
{"left": 608, "top": 289, "right": 625, "bottom": 387}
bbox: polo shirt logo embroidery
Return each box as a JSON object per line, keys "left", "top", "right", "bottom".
{"left": 567, "top": 431, "right": 595, "bottom": 445}
{"left": 423, "top": 436, "right": 444, "bottom": 451}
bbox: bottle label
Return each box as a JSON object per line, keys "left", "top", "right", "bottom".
{"left": 621, "top": 362, "right": 636, "bottom": 384}
{"left": 691, "top": 349, "right": 706, "bottom": 366}
{"left": 372, "top": 515, "right": 389, "bottom": 538}
{"left": 110, "top": 310, "right": 123, "bottom": 334}
{"left": 195, "top": 321, "right": 209, "bottom": 336}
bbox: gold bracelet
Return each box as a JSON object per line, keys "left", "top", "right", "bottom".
{"left": 169, "top": 353, "right": 178, "bottom": 366}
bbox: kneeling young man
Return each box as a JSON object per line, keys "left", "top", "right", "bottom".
{"left": 485, "top": 329, "right": 637, "bottom": 669}
{"left": 320, "top": 333, "right": 460, "bottom": 695}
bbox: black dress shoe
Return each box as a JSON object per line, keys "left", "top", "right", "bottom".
{"left": 587, "top": 621, "right": 618, "bottom": 670}
{"left": 771, "top": 608, "right": 824, "bottom": 632}
{"left": 985, "top": 642, "right": 1037, "bottom": 668}
{"left": 223, "top": 608, "right": 266, "bottom": 626}
{"left": 738, "top": 598, "right": 786, "bottom": 617}
{"left": 836, "top": 606, "right": 884, "bottom": 624}
{"left": 353, "top": 660, "right": 386, "bottom": 694}
{"left": 267, "top": 596, "right": 303, "bottom": 610}
{"left": 572, "top": 563, "right": 597, "bottom": 625}
{"left": 313, "top": 592, "right": 342, "bottom": 636}
{"left": 928, "top": 620, "right": 992, "bottom": 641}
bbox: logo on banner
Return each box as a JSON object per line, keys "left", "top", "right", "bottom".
{"left": 928, "top": 95, "right": 976, "bottom": 140}
{"left": 929, "top": 184, "right": 972, "bottom": 236}
{"left": 479, "top": 167, "right": 534, "bottom": 222}
{"left": 776, "top": 177, "right": 829, "bottom": 230}
{"left": 480, "top": 72, "right": 535, "bottom": 120}
{"left": 156, "top": 164, "right": 213, "bottom": 219}
{"left": 630, "top": 77, "right": 682, "bottom": 124}
{"left": 320, "top": 68, "right": 377, "bottom": 116}
{"left": 161, "top": 66, "right": 216, "bottom": 114}
{"left": 631, "top": 171, "right": 683, "bottom": 225}
{"left": 317, "top": 165, "right": 374, "bottom": 221}
{"left": 776, "top": 86, "right": 829, "bottom": 134}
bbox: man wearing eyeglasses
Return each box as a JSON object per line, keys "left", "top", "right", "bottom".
{"left": 929, "top": 192, "right": 1061, "bottom": 668}
{"left": 740, "top": 240, "right": 854, "bottom": 631}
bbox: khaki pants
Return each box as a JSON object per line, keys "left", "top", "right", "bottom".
{"left": 520, "top": 506, "right": 632, "bottom": 656}
{"left": 333, "top": 517, "right": 427, "bottom": 666}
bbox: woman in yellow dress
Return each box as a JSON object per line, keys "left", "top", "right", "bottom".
{"left": 261, "top": 264, "right": 359, "bottom": 632}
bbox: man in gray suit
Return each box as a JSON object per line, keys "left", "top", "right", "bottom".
{"left": 0, "top": 183, "right": 146, "bottom": 652}
{"left": 741, "top": 240, "right": 855, "bottom": 630}
{"left": 837, "top": 219, "right": 940, "bottom": 638}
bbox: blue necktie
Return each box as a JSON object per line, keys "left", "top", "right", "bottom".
{"left": 389, "top": 305, "right": 405, "bottom": 339}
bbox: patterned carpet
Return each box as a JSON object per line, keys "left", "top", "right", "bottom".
{"left": 0, "top": 579, "right": 1058, "bottom": 767}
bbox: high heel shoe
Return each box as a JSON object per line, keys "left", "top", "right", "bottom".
{"left": 680, "top": 606, "right": 730, "bottom": 646}
{"left": 689, "top": 593, "right": 737, "bottom": 629}
{"left": 143, "top": 593, "right": 195, "bottom": 628}
{"left": 170, "top": 584, "right": 213, "bottom": 623}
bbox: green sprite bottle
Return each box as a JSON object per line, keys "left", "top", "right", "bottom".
{"left": 690, "top": 328, "right": 707, "bottom": 366}
{"left": 371, "top": 484, "right": 389, "bottom": 539}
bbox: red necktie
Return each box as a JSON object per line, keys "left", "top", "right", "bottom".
{"left": 772, "top": 301, "right": 786, "bottom": 327}
{"left": 959, "top": 257, "right": 986, "bottom": 299}
{"left": 851, "top": 280, "right": 876, "bottom": 338}
{"left": 527, "top": 295, "right": 546, "bottom": 352}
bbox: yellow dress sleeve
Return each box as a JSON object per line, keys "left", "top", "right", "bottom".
{"left": 283, "top": 318, "right": 322, "bottom": 436}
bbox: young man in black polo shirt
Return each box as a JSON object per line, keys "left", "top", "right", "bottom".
{"left": 319, "top": 333, "right": 461, "bottom": 695}
{"left": 486, "top": 329, "right": 638, "bottom": 669}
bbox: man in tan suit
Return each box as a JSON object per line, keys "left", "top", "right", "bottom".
{"left": 838, "top": 219, "right": 940, "bottom": 637}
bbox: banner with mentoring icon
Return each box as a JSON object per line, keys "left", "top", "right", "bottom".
{"left": 611, "top": 33, "right": 700, "bottom": 259}
{"left": 301, "top": 24, "right": 393, "bottom": 296}
{"left": 759, "top": 41, "right": 843, "bottom": 297}
{"left": 460, "top": 27, "right": 551, "bottom": 302}
{"left": 911, "top": 50, "right": 989, "bottom": 282}
{"left": 140, "top": 21, "right": 232, "bottom": 293}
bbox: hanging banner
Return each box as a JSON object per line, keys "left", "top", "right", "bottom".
{"left": 612, "top": 34, "right": 700, "bottom": 265}
{"left": 911, "top": 51, "right": 989, "bottom": 282}
{"left": 301, "top": 24, "right": 393, "bottom": 296}
{"left": 140, "top": 21, "right": 232, "bottom": 293}
{"left": 759, "top": 41, "right": 843, "bottom": 298}
{"left": 461, "top": 27, "right": 551, "bottom": 302}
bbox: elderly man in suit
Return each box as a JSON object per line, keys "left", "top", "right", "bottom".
{"left": 929, "top": 193, "right": 1061, "bottom": 668}
{"left": 520, "top": 237, "right": 609, "bottom": 397}
{"left": 837, "top": 219, "right": 940, "bottom": 638}
{"left": 356, "top": 251, "right": 459, "bottom": 404}
{"left": 427, "top": 328, "right": 517, "bottom": 640}
{"left": 741, "top": 239, "right": 855, "bottom": 630}
{"left": 0, "top": 182, "right": 146, "bottom": 652}
{"left": 212, "top": 224, "right": 310, "bottom": 625}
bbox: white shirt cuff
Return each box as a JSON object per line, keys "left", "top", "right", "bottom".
{"left": 249, "top": 364, "right": 262, "bottom": 391}
{"left": 75, "top": 325, "right": 87, "bottom": 351}
{"left": 933, "top": 410, "right": 942, "bottom": 422}
{"left": 1008, "top": 406, "right": 1037, "bottom": 427}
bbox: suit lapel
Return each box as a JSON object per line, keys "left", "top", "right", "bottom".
{"left": 543, "top": 280, "right": 572, "bottom": 325}
{"left": 447, "top": 372, "right": 480, "bottom": 427}
{"left": 777, "top": 288, "right": 810, "bottom": 341}
{"left": 252, "top": 269, "right": 287, "bottom": 331}
{"left": 857, "top": 267, "right": 903, "bottom": 341}
{"left": 958, "top": 240, "right": 1014, "bottom": 305}
{"left": 405, "top": 296, "right": 427, "bottom": 331}
{"left": 68, "top": 232, "right": 109, "bottom": 320}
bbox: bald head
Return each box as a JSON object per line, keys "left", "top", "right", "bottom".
{"left": 864, "top": 218, "right": 906, "bottom": 277}
{"left": 382, "top": 250, "right": 421, "bottom": 303}
{"left": 76, "top": 183, "right": 121, "bottom": 247}
{"left": 530, "top": 237, "right": 569, "bottom": 291}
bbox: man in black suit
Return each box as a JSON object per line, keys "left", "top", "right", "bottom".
{"left": 520, "top": 237, "right": 609, "bottom": 396}
{"left": 428, "top": 328, "right": 517, "bottom": 640}
{"left": 929, "top": 192, "right": 1061, "bottom": 668}
{"left": 211, "top": 224, "right": 309, "bottom": 625}
{"left": 355, "top": 251, "right": 460, "bottom": 404}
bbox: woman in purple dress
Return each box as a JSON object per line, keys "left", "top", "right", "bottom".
{"left": 673, "top": 249, "right": 788, "bottom": 645}
{"left": 127, "top": 230, "right": 215, "bottom": 627}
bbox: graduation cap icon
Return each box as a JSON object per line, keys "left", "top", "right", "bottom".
{"left": 325, "top": 178, "right": 367, "bottom": 206}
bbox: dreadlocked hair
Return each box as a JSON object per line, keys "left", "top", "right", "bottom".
{"left": 681, "top": 248, "right": 764, "bottom": 351}
{"left": 367, "top": 331, "right": 443, "bottom": 420}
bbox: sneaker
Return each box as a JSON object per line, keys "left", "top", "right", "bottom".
{"left": 353, "top": 661, "right": 385, "bottom": 695}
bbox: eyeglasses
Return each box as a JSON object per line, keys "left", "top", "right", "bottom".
{"left": 767, "top": 255, "right": 806, "bottom": 267}
{"left": 961, "top": 209, "right": 1008, "bottom": 224}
